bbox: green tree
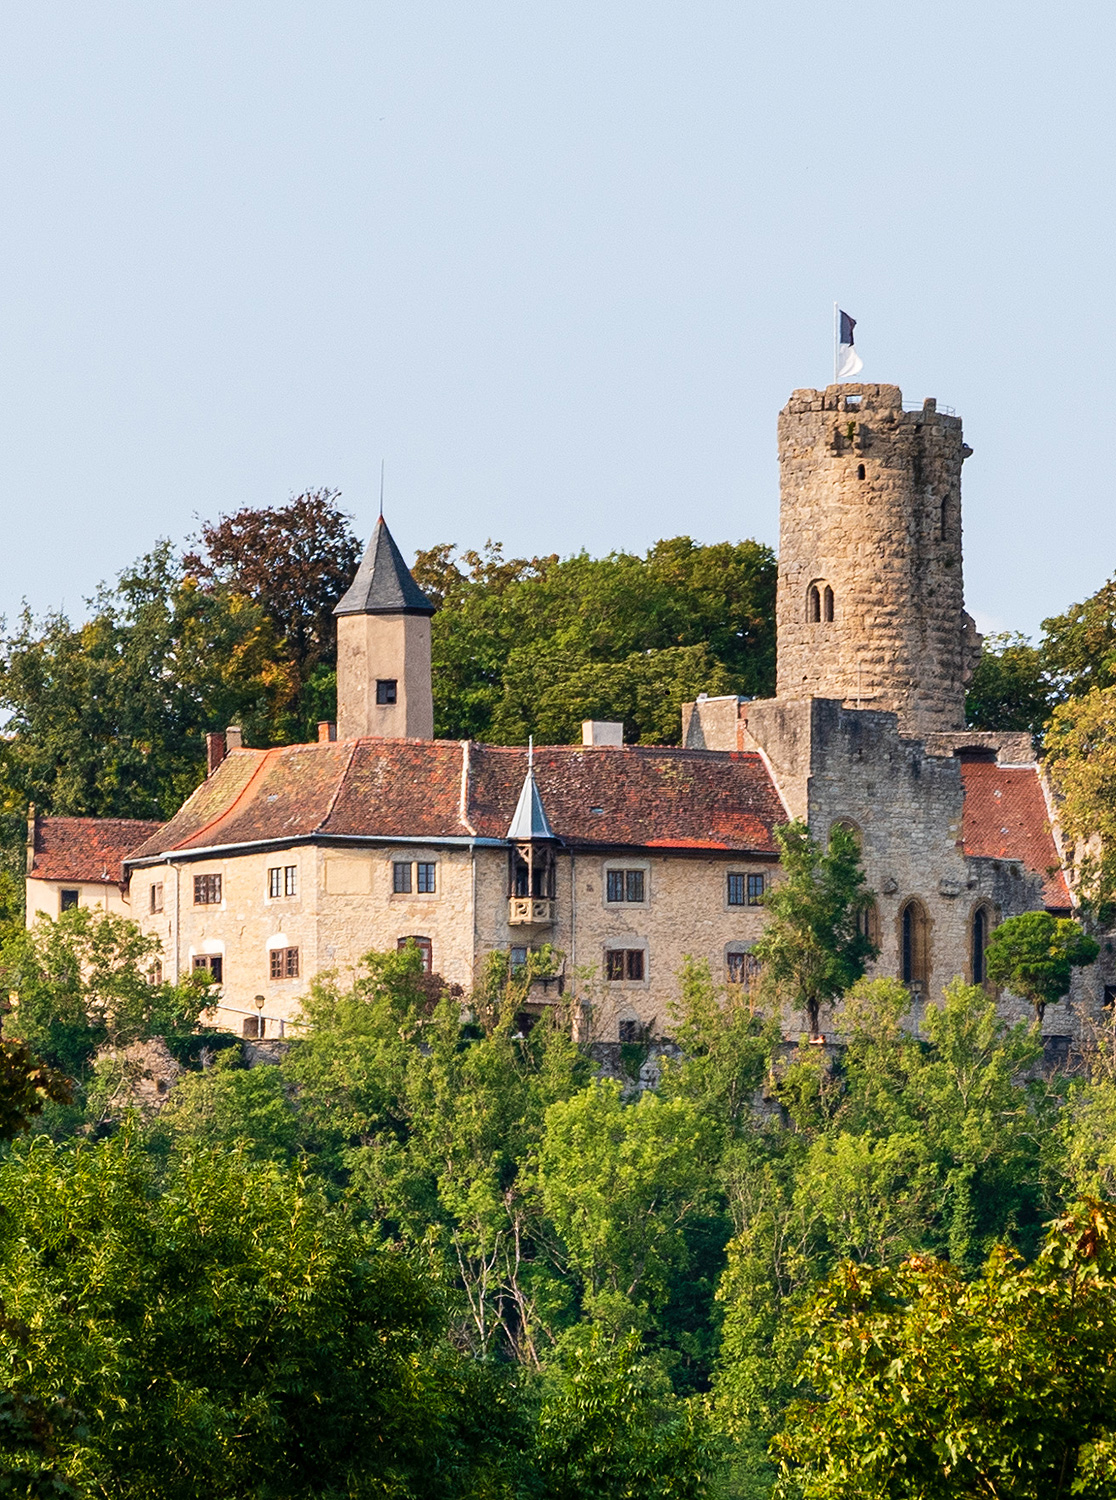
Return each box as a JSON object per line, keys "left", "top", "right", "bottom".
{"left": 965, "top": 630, "right": 1052, "bottom": 737}
{"left": 0, "top": 1133, "right": 526, "bottom": 1499}
{"left": 984, "top": 909, "right": 1099, "bottom": 1024}
{"left": 1042, "top": 573, "right": 1116, "bottom": 698}
{"left": 1044, "top": 685, "right": 1116, "bottom": 917}
{"left": 0, "top": 543, "right": 296, "bottom": 821}
{"left": 773, "top": 1199, "right": 1116, "bottom": 1500}
{"left": 411, "top": 536, "right": 777, "bottom": 744}
{"left": 534, "top": 1329, "right": 713, "bottom": 1499}
{"left": 751, "top": 821, "right": 876, "bottom": 1037}
{"left": 537, "top": 1079, "right": 718, "bottom": 1338}
{"left": 0, "top": 907, "right": 207, "bottom": 1081}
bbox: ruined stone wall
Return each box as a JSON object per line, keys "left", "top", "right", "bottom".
{"left": 777, "top": 383, "right": 977, "bottom": 737}
{"left": 742, "top": 697, "right": 1110, "bottom": 1039}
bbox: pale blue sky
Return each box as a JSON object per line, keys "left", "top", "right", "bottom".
{"left": 2, "top": 2, "right": 1114, "bottom": 640}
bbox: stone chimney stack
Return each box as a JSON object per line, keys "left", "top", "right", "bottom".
{"left": 333, "top": 518, "right": 436, "bottom": 740}
{"left": 776, "top": 383, "right": 979, "bottom": 736}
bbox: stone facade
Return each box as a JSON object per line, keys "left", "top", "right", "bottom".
{"left": 776, "top": 383, "right": 980, "bottom": 737}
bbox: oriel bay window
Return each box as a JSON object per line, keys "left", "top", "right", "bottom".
{"left": 508, "top": 843, "right": 557, "bottom": 927}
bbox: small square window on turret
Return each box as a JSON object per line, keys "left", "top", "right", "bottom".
{"left": 376, "top": 679, "right": 398, "bottom": 705}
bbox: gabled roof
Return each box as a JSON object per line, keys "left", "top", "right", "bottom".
{"left": 333, "top": 517, "right": 435, "bottom": 617}
{"left": 506, "top": 767, "right": 555, "bottom": 841}
{"left": 959, "top": 759, "right": 1071, "bottom": 911}
{"left": 29, "top": 816, "right": 163, "bottom": 885}
{"left": 125, "top": 740, "right": 785, "bottom": 863}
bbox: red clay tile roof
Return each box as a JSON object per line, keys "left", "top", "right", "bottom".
{"left": 959, "top": 760, "right": 1071, "bottom": 910}
{"left": 30, "top": 816, "right": 164, "bottom": 885}
{"left": 126, "top": 739, "right": 785, "bottom": 861}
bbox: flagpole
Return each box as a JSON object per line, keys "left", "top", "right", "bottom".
{"left": 833, "top": 302, "right": 838, "bottom": 385}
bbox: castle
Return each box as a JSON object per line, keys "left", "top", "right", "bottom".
{"left": 26, "top": 383, "right": 1110, "bottom": 1044}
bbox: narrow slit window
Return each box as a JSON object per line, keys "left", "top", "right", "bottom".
{"left": 971, "top": 905, "right": 990, "bottom": 986}
{"left": 823, "top": 586, "right": 834, "bottom": 622}
{"left": 857, "top": 463, "right": 866, "bottom": 480}
{"left": 150, "top": 882, "right": 164, "bottom": 913}
{"left": 807, "top": 584, "right": 821, "bottom": 623}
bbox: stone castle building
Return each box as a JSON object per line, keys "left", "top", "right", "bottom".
{"left": 26, "top": 383, "right": 1109, "bottom": 1043}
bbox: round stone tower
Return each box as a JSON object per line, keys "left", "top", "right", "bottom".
{"left": 776, "top": 382, "right": 979, "bottom": 737}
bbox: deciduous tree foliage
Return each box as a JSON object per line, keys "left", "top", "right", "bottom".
{"left": 411, "top": 536, "right": 777, "bottom": 744}
{"left": 1044, "top": 685, "right": 1116, "bottom": 917}
{"left": 964, "top": 630, "right": 1053, "bottom": 737}
{"left": 774, "top": 1199, "right": 1116, "bottom": 1500}
{"left": 984, "top": 909, "right": 1100, "bottom": 1023}
{"left": 751, "top": 821, "right": 876, "bottom": 1037}
{"left": 184, "top": 488, "right": 360, "bottom": 727}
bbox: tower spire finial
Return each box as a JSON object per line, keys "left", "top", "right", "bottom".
{"left": 379, "top": 459, "right": 385, "bottom": 520}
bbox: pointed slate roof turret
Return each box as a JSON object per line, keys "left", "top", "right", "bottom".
{"left": 334, "top": 516, "right": 435, "bottom": 617}
{"left": 506, "top": 745, "right": 555, "bottom": 841}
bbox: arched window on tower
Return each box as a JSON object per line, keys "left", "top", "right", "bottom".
{"left": 899, "top": 898, "right": 929, "bottom": 995}
{"left": 807, "top": 584, "right": 821, "bottom": 623}
{"left": 971, "top": 903, "right": 993, "bottom": 987}
{"left": 857, "top": 463, "right": 866, "bottom": 480}
{"left": 823, "top": 585, "right": 834, "bottom": 622}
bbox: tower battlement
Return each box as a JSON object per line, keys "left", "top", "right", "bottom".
{"left": 776, "top": 383, "right": 979, "bottom": 736}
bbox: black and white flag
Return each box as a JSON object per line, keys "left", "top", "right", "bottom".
{"left": 837, "top": 309, "right": 863, "bottom": 379}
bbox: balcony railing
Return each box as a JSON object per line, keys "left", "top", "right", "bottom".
{"left": 508, "top": 897, "right": 556, "bottom": 926}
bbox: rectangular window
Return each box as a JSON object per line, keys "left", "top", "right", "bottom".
{"left": 416, "top": 861, "right": 436, "bottom": 894}
{"left": 194, "top": 874, "right": 222, "bottom": 905}
{"left": 393, "top": 861, "right": 413, "bottom": 893}
{"left": 606, "top": 869, "right": 645, "bottom": 903}
{"left": 148, "top": 960, "right": 163, "bottom": 986}
{"left": 606, "top": 948, "right": 645, "bottom": 982}
{"left": 270, "top": 947, "right": 299, "bottom": 980}
{"left": 510, "top": 945, "right": 528, "bottom": 968}
{"left": 618, "top": 1019, "right": 643, "bottom": 1043}
{"left": 397, "top": 936, "right": 433, "bottom": 974}
{"left": 376, "top": 679, "right": 398, "bottom": 705}
{"left": 727, "top": 873, "right": 745, "bottom": 906}
{"left": 747, "top": 873, "right": 765, "bottom": 905}
{"left": 268, "top": 866, "right": 298, "bottom": 899}
{"left": 150, "top": 882, "right": 164, "bottom": 913}
{"left": 192, "top": 954, "right": 223, "bottom": 983}
{"left": 60, "top": 889, "right": 79, "bottom": 912}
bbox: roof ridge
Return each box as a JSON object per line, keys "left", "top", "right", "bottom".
{"left": 316, "top": 739, "right": 360, "bottom": 835}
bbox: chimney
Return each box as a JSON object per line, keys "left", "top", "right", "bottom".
{"left": 206, "top": 731, "right": 226, "bottom": 776}
{"left": 318, "top": 721, "right": 337, "bottom": 743}
{"left": 581, "top": 720, "right": 624, "bottom": 748}
{"left": 225, "top": 726, "right": 243, "bottom": 751}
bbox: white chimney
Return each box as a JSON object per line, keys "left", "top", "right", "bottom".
{"left": 581, "top": 720, "right": 624, "bottom": 747}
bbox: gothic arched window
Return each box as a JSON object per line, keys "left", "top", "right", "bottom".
{"left": 971, "top": 903, "right": 992, "bottom": 986}
{"left": 900, "top": 899, "right": 930, "bottom": 994}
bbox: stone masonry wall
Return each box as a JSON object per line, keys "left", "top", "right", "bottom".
{"left": 777, "top": 383, "right": 977, "bottom": 737}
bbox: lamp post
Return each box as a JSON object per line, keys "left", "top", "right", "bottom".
{"left": 254, "top": 994, "right": 265, "bottom": 1040}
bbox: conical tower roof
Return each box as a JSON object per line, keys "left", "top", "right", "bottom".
{"left": 334, "top": 517, "right": 435, "bottom": 617}
{"left": 506, "top": 760, "right": 555, "bottom": 841}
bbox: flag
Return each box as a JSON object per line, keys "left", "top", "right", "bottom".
{"left": 837, "top": 309, "right": 863, "bottom": 379}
